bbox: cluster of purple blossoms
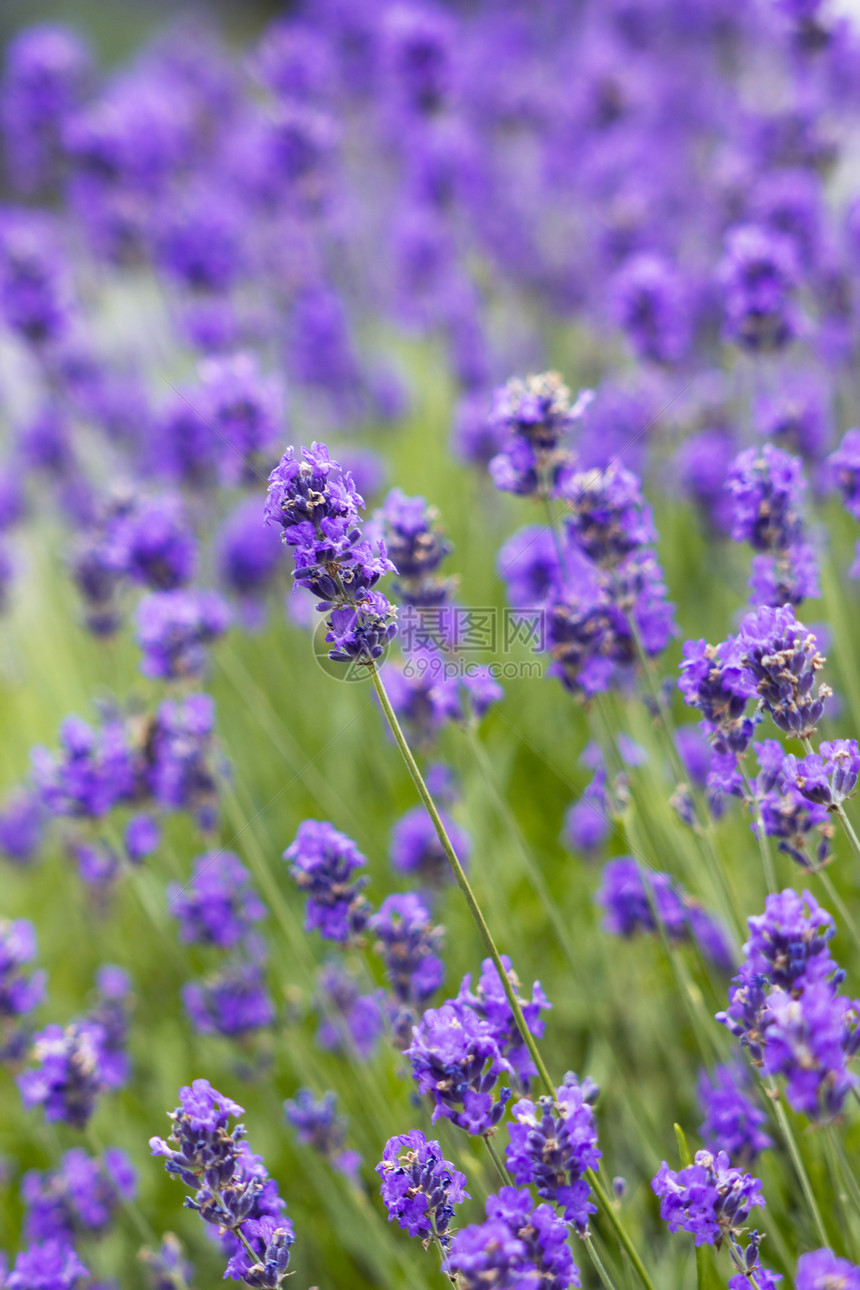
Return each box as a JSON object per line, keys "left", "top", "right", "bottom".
{"left": 739, "top": 605, "right": 832, "bottom": 739}
{"left": 1, "top": 23, "right": 92, "bottom": 193}
{"left": 0, "top": 919, "right": 46, "bottom": 1029}
{"left": 3, "top": 1239, "right": 88, "bottom": 1290}
{"left": 182, "top": 949, "right": 274, "bottom": 1042}
{"left": 719, "top": 890, "right": 860, "bottom": 1118}
{"left": 377, "top": 1129, "right": 469, "bottom": 1251}
{"left": 22, "top": 1146, "right": 136, "bottom": 1243}
{"left": 151, "top": 1079, "right": 294, "bottom": 1288}
{"left": 719, "top": 223, "right": 799, "bottom": 352}
{"left": 378, "top": 487, "right": 503, "bottom": 736}
{"left": 796, "top": 1250, "right": 860, "bottom": 1290}
{"left": 596, "top": 857, "right": 734, "bottom": 972}
{"left": 196, "top": 352, "right": 284, "bottom": 485}
{"left": 313, "top": 961, "right": 384, "bottom": 1061}
{"left": 540, "top": 462, "right": 675, "bottom": 699}
{"left": 284, "top": 819, "right": 370, "bottom": 945}
{"left": 698, "top": 1063, "right": 773, "bottom": 1164}
{"left": 284, "top": 1088, "right": 360, "bottom": 1178}
{"left": 610, "top": 252, "right": 691, "bottom": 366}
{"left": 749, "top": 741, "right": 833, "bottom": 872}
{"left": 168, "top": 852, "right": 266, "bottom": 948}
{"left": 71, "top": 491, "right": 198, "bottom": 636}
{"left": 17, "top": 965, "right": 132, "bottom": 1126}
{"left": 487, "top": 372, "right": 591, "bottom": 498}
{"left": 456, "top": 956, "right": 551, "bottom": 1089}
{"left": 784, "top": 739, "right": 860, "bottom": 810}
{"left": 726, "top": 443, "right": 818, "bottom": 606}
{"left": 652, "top": 1148, "right": 765, "bottom": 1247}
{"left": 445, "top": 1186, "right": 579, "bottom": 1290}
{"left": 369, "top": 893, "right": 444, "bottom": 1041}
{"left": 135, "top": 588, "right": 232, "bottom": 680}
{"left": 679, "top": 634, "right": 760, "bottom": 757}
{"left": 506, "top": 1072, "right": 601, "bottom": 1232}
{"left": 405, "top": 1000, "right": 514, "bottom": 1135}
{"left": 265, "top": 442, "right": 396, "bottom": 667}
{"left": 389, "top": 804, "right": 471, "bottom": 891}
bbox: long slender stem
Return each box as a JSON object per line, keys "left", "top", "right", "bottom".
{"left": 768, "top": 1083, "right": 829, "bottom": 1248}
{"left": 370, "top": 664, "right": 555, "bottom": 1096}
{"left": 829, "top": 1125, "right": 860, "bottom": 1227}
{"left": 484, "top": 1135, "right": 513, "bottom": 1187}
{"left": 583, "top": 1233, "right": 620, "bottom": 1290}
{"left": 369, "top": 663, "right": 656, "bottom": 1290}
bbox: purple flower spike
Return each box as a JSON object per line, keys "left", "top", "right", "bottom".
{"left": 284, "top": 820, "right": 370, "bottom": 945}
{"left": 377, "top": 1130, "right": 469, "bottom": 1249}
{"left": 652, "top": 1149, "right": 765, "bottom": 1247}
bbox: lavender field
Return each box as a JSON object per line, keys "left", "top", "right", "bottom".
{"left": 2, "top": 3, "right": 860, "bottom": 1289}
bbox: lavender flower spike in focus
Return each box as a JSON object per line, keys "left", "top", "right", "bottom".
{"left": 506, "top": 1072, "right": 601, "bottom": 1232}
{"left": 738, "top": 606, "right": 832, "bottom": 739}
{"left": 446, "top": 1187, "right": 579, "bottom": 1289}
{"left": 377, "top": 1129, "right": 469, "bottom": 1249}
{"left": 652, "top": 1149, "right": 765, "bottom": 1247}
{"left": 150, "top": 1079, "right": 295, "bottom": 1288}
{"left": 265, "top": 442, "right": 396, "bottom": 668}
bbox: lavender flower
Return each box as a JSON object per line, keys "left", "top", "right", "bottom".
{"left": 314, "top": 962, "right": 384, "bottom": 1061}
{"left": 652, "top": 1149, "right": 765, "bottom": 1247}
{"left": 719, "top": 224, "right": 799, "bottom": 352}
{"left": 196, "top": 352, "right": 283, "bottom": 485}
{"left": 150, "top": 1079, "right": 295, "bottom": 1288}
{"left": 0, "top": 790, "right": 44, "bottom": 863}
{"left": 456, "top": 956, "right": 551, "bottom": 1089}
{"left": 389, "top": 805, "right": 470, "bottom": 888}
{"left": 761, "top": 982, "right": 860, "bottom": 1118}
{"left": 22, "top": 1147, "right": 137, "bottom": 1243}
{"left": 738, "top": 605, "right": 832, "bottom": 739}
{"left": 698, "top": 1064, "right": 773, "bottom": 1164}
{"left": 266, "top": 443, "right": 396, "bottom": 667}
{"left": 135, "top": 589, "right": 231, "bottom": 680}
{"left": 369, "top": 893, "right": 444, "bottom": 1010}
{"left": 726, "top": 444, "right": 818, "bottom": 606}
{"left": 168, "top": 852, "right": 266, "bottom": 948}
{"left": 5, "top": 1240, "right": 88, "bottom": 1290}
{"left": 1, "top": 24, "right": 91, "bottom": 193}
{"left": 31, "top": 715, "right": 136, "bottom": 820}
{"left": 284, "top": 1089, "right": 360, "bottom": 1177}
{"left": 743, "top": 888, "right": 837, "bottom": 988}
{"left": 561, "top": 464, "right": 657, "bottom": 568}
{"left": 505, "top": 1072, "right": 600, "bottom": 1231}
{"left": 145, "top": 692, "right": 221, "bottom": 824}
{"left": 828, "top": 429, "right": 860, "bottom": 522}
{"left": 796, "top": 1249, "right": 860, "bottom": 1290}
{"left": 377, "top": 488, "right": 452, "bottom": 605}
{"left": 597, "top": 858, "right": 733, "bottom": 971}
{"left": 784, "top": 739, "right": 860, "bottom": 808}
{"left": 0, "top": 920, "right": 46, "bottom": 1020}
{"left": 17, "top": 1021, "right": 107, "bottom": 1127}
{"left": 377, "top": 1130, "right": 469, "bottom": 1249}
{"left": 610, "top": 252, "right": 691, "bottom": 364}
{"left": 284, "top": 820, "right": 370, "bottom": 944}
{"left": 183, "top": 960, "right": 274, "bottom": 1039}
{"left": 446, "top": 1187, "right": 579, "bottom": 1290}
{"left": 404, "top": 1000, "right": 513, "bottom": 1135}
{"left": 679, "top": 635, "right": 759, "bottom": 755}
{"left": 488, "top": 372, "right": 591, "bottom": 497}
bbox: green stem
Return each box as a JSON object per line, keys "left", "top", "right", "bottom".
{"left": 370, "top": 664, "right": 555, "bottom": 1097}
{"left": 828, "top": 1125, "right": 860, "bottom": 1227}
{"left": 369, "top": 664, "right": 656, "bottom": 1290}
{"left": 583, "top": 1232, "right": 620, "bottom": 1290}
{"left": 484, "top": 1134, "right": 513, "bottom": 1187}
{"left": 768, "top": 1083, "right": 829, "bottom": 1248}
